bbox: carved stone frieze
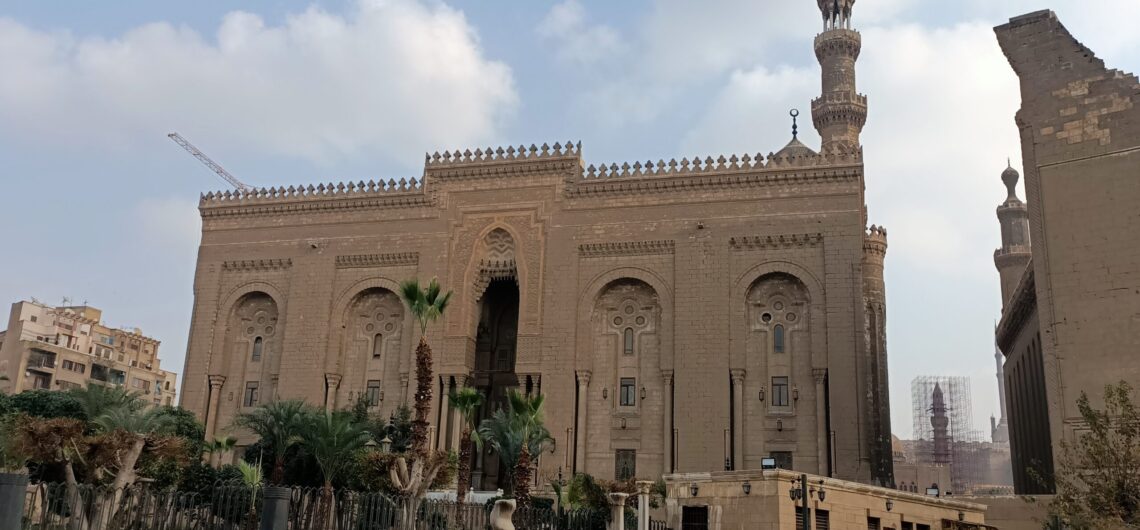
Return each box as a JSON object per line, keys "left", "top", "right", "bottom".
{"left": 728, "top": 233, "right": 823, "bottom": 251}
{"left": 335, "top": 252, "right": 420, "bottom": 269}
{"left": 578, "top": 240, "right": 675, "bottom": 258}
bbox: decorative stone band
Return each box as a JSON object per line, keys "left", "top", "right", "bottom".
{"left": 729, "top": 233, "right": 823, "bottom": 251}
{"left": 813, "top": 28, "right": 862, "bottom": 60}
{"left": 221, "top": 258, "right": 293, "bottom": 272}
{"left": 335, "top": 252, "right": 420, "bottom": 269}
{"left": 578, "top": 240, "right": 676, "bottom": 258}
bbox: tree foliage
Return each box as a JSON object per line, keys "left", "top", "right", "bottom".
{"left": 9, "top": 389, "right": 85, "bottom": 419}
{"left": 232, "top": 399, "right": 309, "bottom": 484}
{"left": 1050, "top": 380, "right": 1140, "bottom": 529}
{"left": 476, "top": 389, "right": 553, "bottom": 502}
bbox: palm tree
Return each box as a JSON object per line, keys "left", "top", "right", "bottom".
{"left": 476, "top": 390, "right": 553, "bottom": 506}
{"left": 232, "top": 399, "right": 311, "bottom": 484}
{"left": 204, "top": 435, "right": 239, "bottom": 466}
{"left": 399, "top": 278, "right": 452, "bottom": 455}
{"left": 70, "top": 383, "right": 142, "bottom": 420}
{"left": 92, "top": 406, "right": 175, "bottom": 530}
{"left": 505, "top": 390, "right": 548, "bottom": 509}
{"left": 449, "top": 387, "right": 484, "bottom": 502}
{"left": 302, "top": 410, "right": 371, "bottom": 529}
{"left": 391, "top": 278, "right": 452, "bottom": 529}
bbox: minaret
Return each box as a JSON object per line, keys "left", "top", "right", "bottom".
{"left": 812, "top": 0, "right": 868, "bottom": 151}
{"left": 992, "top": 343, "right": 1010, "bottom": 443}
{"left": 930, "top": 383, "right": 951, "bottom": 465}
{"left": 994, "top": 162, "right": 1031, "bottom": 308}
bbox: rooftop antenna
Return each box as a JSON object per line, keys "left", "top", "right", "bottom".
{"left": 167, "top": 132, "right": 253, "bottom": 192}
{"left": 790, "top": 109, "right": 800, "bottom": 139}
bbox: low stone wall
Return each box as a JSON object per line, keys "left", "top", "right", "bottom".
{"left": 956, "top": 495, "right": 1051, "bottom": 530}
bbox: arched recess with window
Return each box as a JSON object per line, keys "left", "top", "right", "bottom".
{"left": 216, "top": 291, "right": 283, "bottom": 432}
{"left": 331, "top": 287, "right": 404, "bottom": 411}
{"left": 586, "top": 278, "right": 662, "bottom": 481}
{"left": 739, "top": 269, "right": 824, "bottom": 472}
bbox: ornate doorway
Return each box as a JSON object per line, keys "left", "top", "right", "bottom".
{"left": 471, "top": 279, "right": 520, "bottom": 491}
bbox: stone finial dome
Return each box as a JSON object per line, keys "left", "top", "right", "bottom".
{"left": 1002, "top": 161, "right": 1021, "bottom": 202}
{"left": 775, "top": 137, "right": 818, "bottom": 158}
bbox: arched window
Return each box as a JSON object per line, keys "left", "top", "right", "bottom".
{"left": 251, "top": 337, "right": 263, "bottom": 361}
{"left": 623, "top": 328, "right": 634, "bottom": 355}
{"left": 773, "top": 325, "right": 785, "bottom": 353}
{"left": 372, "top": 333, "right": 384, "bottom": 358}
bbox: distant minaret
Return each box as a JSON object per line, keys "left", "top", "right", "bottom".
{"left": 992, "top": 343, "right": 1010, "bottom": 443}
{"left": 930, "top": 383, "right": 951, "bottom": 465}
{"left": 994, "top": 162, "right": 1031, "bottom": 308}
{"left": 812, "top": 0, "right": 868, "bottom": 151}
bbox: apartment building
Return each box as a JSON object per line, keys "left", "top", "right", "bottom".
{"left": 0, "top": 300, "right": 178, "bottom": 406}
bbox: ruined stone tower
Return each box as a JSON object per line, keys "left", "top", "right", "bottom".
{"left": 813, "top": 0, "right": 868, "bottom": 151}
{"left": 994, "top": 163, "right": 1031, "bottom": 308}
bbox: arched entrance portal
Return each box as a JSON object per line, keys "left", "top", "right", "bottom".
{"left": 471, "top": 279, "right": 520, "bottom": 491}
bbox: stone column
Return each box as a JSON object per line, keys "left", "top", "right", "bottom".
{"left": 636, "top": 481, "right": 654, "bottom": 530}
{"left": 449, "top": 376, "right": 466, "bottom": 451}
{"left": 0, "top": 473, "right": 29, "bottom": 530}
{"left": 259, "top": 485, "right": 291, "bottom": 530}
{"left": 575, "top": 370, "right": 591, "bottom": 473}
{"left": 730, "top": 369, "right": 745, "bottom": 470}
{"left": 813, "top": 368, "right": 829, "bottom": 476}
{"left": 607, "top": 493, "right": 629, "bottom": 530}
{"left": 205, "top": 375, "right": 226, "bottom": 440}
{"left": 441, "top": 379, "right": 455, "bottom": 451}
{"left": 324, "top": 373, "right": 342, "bottom": 411}
{"left": 662, "top": 370, "right": 673, "bottom": 475}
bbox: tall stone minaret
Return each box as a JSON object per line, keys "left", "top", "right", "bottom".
{"left": 812, "top": 0, "right": 868, "bottom": 151}
{"left": 992, "top": 343, "right": 1010, "bottom": 443}
{"left": 994, "top": 162, "right": 1031, "bottom": 308}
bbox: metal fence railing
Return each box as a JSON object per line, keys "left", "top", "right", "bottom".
{"left": 19, "top": 481, "right": 638, "bottom": 530}
{"left": 22, "top": 482, "right": 260, "bottom": 530}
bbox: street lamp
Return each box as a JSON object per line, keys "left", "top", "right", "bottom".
{"left": 689, "top": 483, "right": 699, "bottom": 497}
{"left": 742, "top": 481, "right": 751, "bottom": 495}
{"left": 885, "top": 499, "right": 893, "bottom": 512}
{"left": 789, "top": 475, "right": 819, "bottom": 530}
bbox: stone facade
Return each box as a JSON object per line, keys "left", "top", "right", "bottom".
{"left": 994, "top": 10, "right": 1140, "bottom": 494}
{"left": 181, "top": 0, "right": 894, "bottom": 487}
{"left": 664, "top": 469, "right": 990, "bottom": 530}
{"left": 0, "top": 301, "right": 178, "bottom": 406}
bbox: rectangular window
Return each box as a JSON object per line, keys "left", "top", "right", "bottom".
{"left": 132, "top": 377, "right": 150, "bottom": 389}
{"left": 816, "top": 510, "right": 830, "bottom": 530}
{"left": 615, "top": 449, "right": 636, "bottom": 480}
{"left": 30, "top": 315, "right": 37, "bottom": 323}
{"left": 916, "top": 525, "right": 930, "bottom": 530}
{"left": 772, "top": 376, "right": 789, "bottom": 406}
{"left": 901, "top": 523, "right": 913, "bottom": 530}
{"left": 772, "top": 451, "right": 793, "bottom": 470}
{"left": 620, "top": 378, "right": 636, "bottom": 406}
{"left": 244, "top": 382, "right": 260, "bottom": 407}
{"left": 681, "top": 507, "right": 708, "bottom": 530}
{"left": 867, "top": 517, "right": 881, "bottom": 530}
{"left": 366, "top": 380, "right": 382, "bottom": 406}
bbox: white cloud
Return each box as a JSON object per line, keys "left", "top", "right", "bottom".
{"left": 0, "top": 0, "right": 517, "bottom": 166}
{"left": 538, "top": 0, "right": 624, "bottom": 66}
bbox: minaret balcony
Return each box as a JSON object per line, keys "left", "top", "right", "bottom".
{"left": 814, "top": 29, "right": 862, "bottom": 60}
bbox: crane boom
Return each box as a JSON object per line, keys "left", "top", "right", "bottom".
{"left": 167, "top": 132, "right": 252, "bottom": 192}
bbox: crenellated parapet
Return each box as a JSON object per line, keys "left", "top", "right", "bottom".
{"left": 814, "top": 29, "right": 862, "bottom": 61}
{"left": 582, "top": 145, "right": 861, "bottom": 180}
{"left": 426, "top": 141, "right": 581, "bottom": 166}
{"left": 196, "top": 140, "right": 864, "bottom": 217}
{"left": 863, "top": 225, "right": 888, "bottom": 260}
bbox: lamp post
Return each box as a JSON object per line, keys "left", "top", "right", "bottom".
{"left": 789, "top": 475, "right": 825, "bottom": 530}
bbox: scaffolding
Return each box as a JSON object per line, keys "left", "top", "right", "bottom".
{"left": 910, "top": 376, "right": 985, "bottom": 494}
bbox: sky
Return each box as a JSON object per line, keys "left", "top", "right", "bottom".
{"left": 0, "top": 0, "right": 1137, "bottom": 439}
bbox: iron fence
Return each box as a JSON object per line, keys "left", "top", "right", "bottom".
{"left": 20, "top": 482, "right": 634, "bottom": 530}
{"left": 649, "top": 518, "right": 670, "bottom": 530}
{"left": 22, "top": 481, "right": 260, "bottom": 530}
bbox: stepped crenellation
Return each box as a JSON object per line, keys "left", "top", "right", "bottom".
{"left": 426, "top": 141, "right": 581, "bottom": 166}
{"left": 200, "top": 178, "right": 424, "bottom": 205}
{"left": 198, "top": 142, "right": 862, "bottom": 210}
{"left": 581, "top": 146, "right": 861, "bottom": 180}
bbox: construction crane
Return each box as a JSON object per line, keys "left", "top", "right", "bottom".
{"left": 167, "top": 132, "right": 252, "bottom": 192}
